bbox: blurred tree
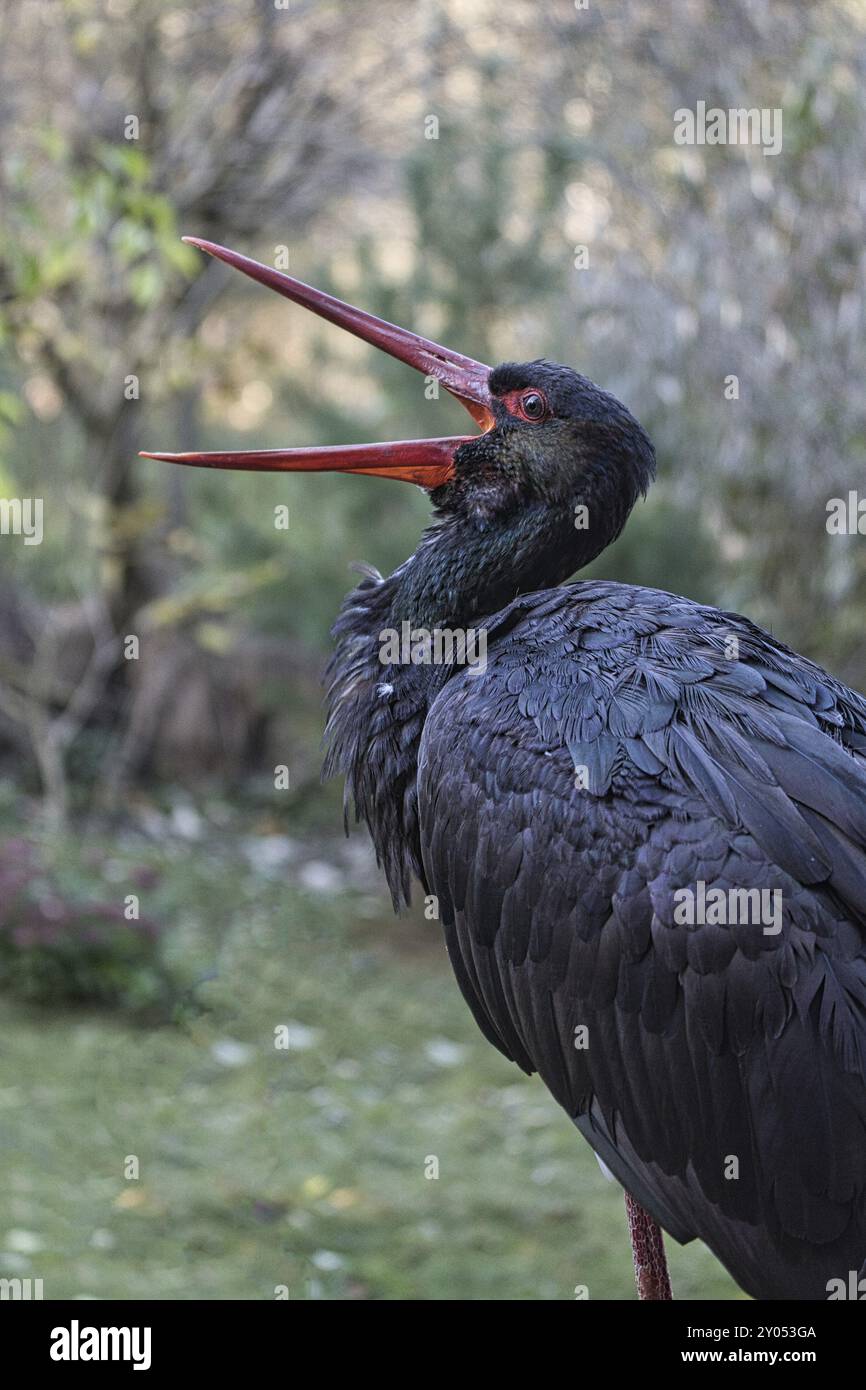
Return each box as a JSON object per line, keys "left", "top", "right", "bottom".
{"left": 0, "top": 0, "right": 406, "bottom": 813}
{"left": 1, "top": 0, "right": 865, "bottom": 811}
{"left": 536, "top": 0, "right": 866, "bottom": 679}
{"left": 0, "top": 0, "right": 401, "bottom": 618}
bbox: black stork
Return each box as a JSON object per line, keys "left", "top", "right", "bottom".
{"left": 144, "top": 238, "right": 866, "bottom": 1302}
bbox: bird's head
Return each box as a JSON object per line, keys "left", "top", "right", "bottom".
{"left": 143, "top": 240, "right": 654, "bottom": 614}
{"left": 433, "top": 358, "right": 654, "bottom": 530}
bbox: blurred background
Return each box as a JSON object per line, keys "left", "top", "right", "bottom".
{"left": 0, "top": 0, "right": 863, "bottom": 1299}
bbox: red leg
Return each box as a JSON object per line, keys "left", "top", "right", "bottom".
{"left": 624, "top": 1190, "right": 673, "bottom": 1300}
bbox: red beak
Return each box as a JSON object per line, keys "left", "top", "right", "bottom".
{"left": 140, "top": 238, "right": 494, "bottom": 488}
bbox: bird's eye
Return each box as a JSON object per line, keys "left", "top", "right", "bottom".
{"left": 519, "top": 390, "right": 547, "bottom": 421}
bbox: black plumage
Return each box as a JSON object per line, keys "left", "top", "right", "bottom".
{"left": 147, "top": 242, "right": 866, "bottom": 1300}
{"left": 323, "top": 364, "right": 866, "bottom": 1300}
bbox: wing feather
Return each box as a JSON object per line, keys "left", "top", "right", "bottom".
{"left": 417, "top": 581, "right": 866, "bottom": 1299}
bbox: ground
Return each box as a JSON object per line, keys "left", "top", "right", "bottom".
{"left": 0, "top": 793, "right": 743, "bottom": 1301}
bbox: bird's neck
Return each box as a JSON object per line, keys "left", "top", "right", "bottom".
{"left": 323, "top": 500, "right": 606, "bottom": 905}
{"left": 385, "top": 500, "right": 606, "bottom": 630}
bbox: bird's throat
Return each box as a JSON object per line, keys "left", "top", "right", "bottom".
{"left": 321, "top": 500, "right": 613, "bottom": 906}
{"left": 385, "top": 501, "right": 603, "bottom": 635}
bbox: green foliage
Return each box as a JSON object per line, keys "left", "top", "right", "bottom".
{"left": 4, "top": 136, "right": 195, "bottom": 307}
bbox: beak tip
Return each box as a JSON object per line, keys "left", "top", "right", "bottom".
{"left": 182, "top": 235, "right": 214, "bottom": 256}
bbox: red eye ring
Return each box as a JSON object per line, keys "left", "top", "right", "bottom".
{"left": 516, "top": 389, "right": 548, "bottom": 422}
{"left": 498, "top": 387, "right": 551, "bottom": 423}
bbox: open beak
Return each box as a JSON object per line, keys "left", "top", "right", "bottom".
{"left": 140, "top": 238, "right": 494, "bottom": 488}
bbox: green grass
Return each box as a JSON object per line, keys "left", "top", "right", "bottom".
{"left": 0, "top": 810, "right": 743, "bottom": 1301}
